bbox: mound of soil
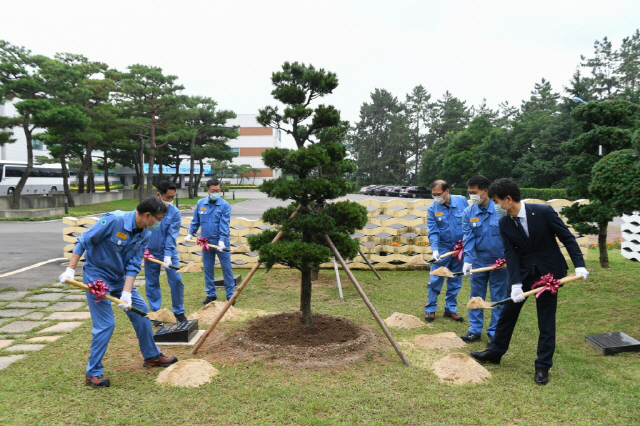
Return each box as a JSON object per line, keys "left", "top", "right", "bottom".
{"left": 431, "top": 353, "right": 491, "bottom": 384}
{"left": 409, "top": 255, "right": 427, "bottom": 265}
{"left": 384, "top": 312, "right": 425, "bottom": 329}
{"left": 156, "top": 359, "right": 219, "bottom": 387}
{"left": 245, "top": 312, "right": 360, "bottom": 347}
{"left": 431, "top": 266, "right": 454, "bottom": 277}
{"left": 414, "top": 332, "right": 466, "bottom": 350}
{"left": 196, "top": 312, "right": 382, "bottom": 368}
{"left": 188, "top": 301, "right": 268, "bottom": 324}
{"left": 467, "top": 297, "right": 492, "bottom": 310}
{"left": 147, "top": 308, "right": 176, "bottom": 324}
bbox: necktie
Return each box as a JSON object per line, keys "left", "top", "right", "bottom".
{"left": 513, "top": 216, "right": 528, "bottom": 239}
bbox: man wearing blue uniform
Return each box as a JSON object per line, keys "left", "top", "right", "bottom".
{"left": 144, "top": 182, "right": 187, "bottom": 322}
{"left": 185, "top": 179, "right": 235, "bottom": 305}
{"left": 460, "top": 175, "right": 509, "bottom": 345}
{"left": 424, "top": 179, "right": 468, "bottom": 322}
{"left": 58, "top": 197, "right": 178, "bottom": 388}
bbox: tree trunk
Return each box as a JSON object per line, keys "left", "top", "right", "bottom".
{"left": 103, "top": 152, "right": 110, "bottom": 192}
{"left": 195, "top": 155, "right": 205, "bottom": 194}
{"left": 138, "top": 136, "right": 145, "bottom": 201}
{"left": 77, "top": 139, "right": 94, "bottom": 194}
{"left": 11, "top": 114, "right": 33, "bottom": 210}
{"left": 598, "top": 221, "right": 610, "bottom": 269}
{"left": 300, "top": 267, "right": 314, "bottom": 327}
{"left": 60, "top": 134, "right": 75, "bottom": 207}
{"left": 188, "top": 135, "right": 196, "bottom": 198}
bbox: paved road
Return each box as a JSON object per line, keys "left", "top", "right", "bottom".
{"left": 0, "top": 190, "right": 624, "bottom": 290}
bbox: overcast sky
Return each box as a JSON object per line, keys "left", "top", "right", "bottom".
{"left": 4, "top": 0, "right": 640, "bottom": 148}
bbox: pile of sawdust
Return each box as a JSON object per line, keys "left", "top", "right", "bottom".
{"left": 431, "top": 353, "right": 491, "bottom": 384}
{"left": 431, "top": 266, "right": 454, "bottom": 277}
{"left": 408, "top": 255, "right": 427, "bottom": 265}
{"left": 414, "top": 332, "right": 466, "bottom": 350}
{"left": 188, "top": 301, "right": 268, "bottom": 324}
{"left": 231, "top": 244, "right": 250, "bottom": 253}
{"left": 467, "top": 297, "right": 493, "bottom": 310}
{"left": 146, "top": 308, "right": 176, "bottom": 323}
{"left": 156, "top": 359, "right": 219, "bottom": 387}
{"left": 177, "top": 262, "right": 202, "bottom": 273}
{"left": 384, "top": 312, "right": 425, "bottom": 329}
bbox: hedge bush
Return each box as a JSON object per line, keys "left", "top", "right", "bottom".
{"left": 449, "top": 187, "right": 572, "bottom": 200}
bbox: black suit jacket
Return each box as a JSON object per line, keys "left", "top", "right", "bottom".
{"left": 499, "top": 203, "right": 585, "bottom": 286}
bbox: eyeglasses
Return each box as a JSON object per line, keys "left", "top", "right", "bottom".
{"left": 151, "top": 213, "right": 162, "bottom": 222}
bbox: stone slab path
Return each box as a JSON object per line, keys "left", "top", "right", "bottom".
{"left": 0, "top": 286, "right": 92, "bottom": 371}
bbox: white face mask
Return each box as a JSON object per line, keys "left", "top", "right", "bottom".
{"left": 161, "top": 199, "right": 172, "bottom": 207}
{"left": 470, "top": 192, "right": 486, "bottom": 205}
{"left": 434, "top": 195, "right": 445, "bottom": 205}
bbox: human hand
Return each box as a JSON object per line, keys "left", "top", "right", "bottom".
{"left": 511, "top": 284, "right": 525, "bottom": 303}
{"left": 575, "top": 267, "right": 589, "bottom": 280}
{"left": 163, "top": 256, "right": 172, "bottom": 269}
{"left": 118, "top": 291, "right": 132, "bottom": 311}
{"left": 431, "top": 250, "right": 440, "bottom": 262}
{"left": 463, "top": 262, "right": 473, "bottom": 276}
{"left": 59, "top": 267, "right": 75, "bottom": 284}
{"left": 184, "top": 234, "right": 194, "bottom": 242}
{"left": 217, "top": 240, "right": 226, "bottom": 251}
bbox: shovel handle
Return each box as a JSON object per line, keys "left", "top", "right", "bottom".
{"left": 452, "top": 264, "right": 507, "bottom": 276}
{"left": 490, "top": 274, "right": 585, "bottom": 307}
{"left": 208, "top": 244, "right": 231, "bottom": 253}
{"left": 519, "top": 274, "right": 585, "bottom": 299}
{"left": 146, "top": 257, "right": 180, "bottom": 270}
{"left": 427, "top": 250, "right": 457, "bottom": 264}
{"left": 64, "top": 278, "right": 148, "bottom": 318}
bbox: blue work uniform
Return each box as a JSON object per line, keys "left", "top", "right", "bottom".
{"left": 462, "top": 200, "right": 509, "bottom": 339}
{"left": 144, "top": 203, "right": 185, "bottom": 315}
{"left": 189, "top": 196, "right": 235, "bottom": 299}
{"left": 73, "top": 210, "right": 161, "bottom": 377}
{"left": 424, "top": 195, "right": 468, "bottom": 315}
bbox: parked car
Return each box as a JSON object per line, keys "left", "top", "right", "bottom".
{"left": 365, "top": 185, "right": 384, "bottom": 195}
{"left": 360, "top": 184, "right": 378, "bottom": 194}
{"left": 388, "top": 186, "right": 408, "bottom": 197}
{"left": 400, "top": 186, "right": 432, "bottom": 198}
{"left": 374, "top": 185, "right": 395, "bottom": 196}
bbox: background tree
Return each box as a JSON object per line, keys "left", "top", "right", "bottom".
{"left": 404, "top": 85, "right": 432, "bottom": 183}
{"left": 252, "top": 62, "right": 367, "bottom": 327}
{"left": 562, "top": 99, "right": 639, "bottom": 268}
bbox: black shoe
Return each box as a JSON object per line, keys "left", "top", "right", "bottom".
{"left": 86, "top": 374, "right": 110, "bottom": 388}
{"left": 424, "top": 312, "right": 435, "bottom": 322}
{"left": 227, "top": 297, "right": 236, "bottom": 306}
{"left": 203, "top": 296, "right": 217, "bottom": 305}
{"left": 534, "top": 368, "right": 549, "bottom": 385}
{"left": 143, "top": 353, "right": 178, "bottom": 368}
{"left": 444, "top": 312, "right": 464, "bottom": 322}
{"left": 470, "top": 349, "right": 502, "bottom": 365}
{"left": 460, "top": 332, "right": 481, "bottom": 343}
{"left": 174, "top": 313, "right": 188, "bottom": 322}
{"left": 150, "top": 320, "right": 163, "bottom": 327}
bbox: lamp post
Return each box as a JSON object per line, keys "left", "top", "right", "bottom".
{"left": 572, "top": 97, "right": 604, "bottom": 156}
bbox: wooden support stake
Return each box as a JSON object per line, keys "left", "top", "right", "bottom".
{"left": 323, "top": 234, "right": 411, "bottom": 366}
{"left": 358, "top": 247, "right": 382, "bottom": 280}
{"left": 332, "top": 257, "right": 344, "bottom": 301}
{"left": 191, "top": 206, "right": 301, "bottom": 355}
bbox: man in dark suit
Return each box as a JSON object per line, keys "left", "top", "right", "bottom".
{"left": 470, "top": 178, "right": 589, "bottom": 385}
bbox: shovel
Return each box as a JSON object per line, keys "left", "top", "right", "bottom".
{"left": 64, "top": 278, "right": 148, "bottom": 317}
{"left": 468, "top": 274, "right": 585, "bottom": 310}
{"left": 430, "top": 263, "right": 507, "bottom": 277}
{"left": 144, "top": 256, "right": 180, "bottom": 270}
{"left": 426, "top": 249, "right": 458, "bottom": 265}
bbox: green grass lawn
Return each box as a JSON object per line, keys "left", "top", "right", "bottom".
{"left": 0, "top": 249, "right": 639, "bottom": 425}
{"left": 0, "top": 197, "right": 249, "bottom": 221}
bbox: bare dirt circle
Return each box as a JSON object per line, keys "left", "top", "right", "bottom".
{"left": 198, "top": 312, "right": 383, "bottom": 368}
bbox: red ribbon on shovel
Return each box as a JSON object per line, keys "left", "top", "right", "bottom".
{"left": 490, "top": 258, "right": 506, "bottom": 272}
{"left": 197, "top": 236, "right": 210, "bottom": 252}
{"left": 453, "top": 240, "right": 464, "bottom": 262}
{"left": 531, "top": 273, "right": 561, "bottom": 298}
{"left": 87, "top": 279, "right": 109, "bottom": 303}
{"left": 143, "top": 248, "right": 155, "bottom": 262}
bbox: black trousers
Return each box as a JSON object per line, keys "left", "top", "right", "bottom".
{"left": 489, "top": 269, "right": 558, "bottom": 370}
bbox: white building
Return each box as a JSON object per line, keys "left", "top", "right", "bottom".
{"left": 0, "top": 101, "right": 50, "bottom": 161}
{"left": 225, "top": 114, "right": 282, "bottom": 183}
